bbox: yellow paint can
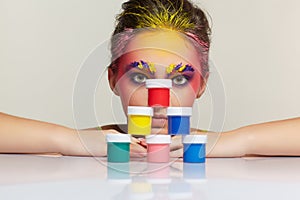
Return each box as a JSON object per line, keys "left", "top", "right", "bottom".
{"left": 127, "top": 106, "right": 153, "bottom": 135}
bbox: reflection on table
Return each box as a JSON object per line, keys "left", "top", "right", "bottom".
{"left": 1, "top": 154, "right": 300, "bottom": 200}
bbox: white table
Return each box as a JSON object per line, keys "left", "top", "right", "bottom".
{"left": 0, "top": 154, "right": 300, "bottom": 200}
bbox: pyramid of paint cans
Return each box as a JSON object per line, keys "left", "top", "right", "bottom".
{"left": 106, "top": 79, "right": 207, "bottom": 163}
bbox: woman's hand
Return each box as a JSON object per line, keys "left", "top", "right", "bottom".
{"left": 59, "top": 128, "right": 147, "bottom": 158}
{"left": 170, "top": 135, "right": 184, "bottom": 158}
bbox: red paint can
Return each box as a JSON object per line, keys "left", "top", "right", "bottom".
{"left": 146, "top": 79, "right": 172, "bottom": 107}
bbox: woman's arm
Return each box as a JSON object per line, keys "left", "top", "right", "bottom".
{"left": 208, "top": 117, "right": 300, "bottom": 157}
{"left": 0, "top": 112, "right": 146, "bottom": 157}
{"left": 0, "top": 112, "right": 70, "bottom": 154}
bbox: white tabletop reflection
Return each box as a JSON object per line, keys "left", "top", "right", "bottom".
{"left": 0, "top": 154, "right": 300, "bottom": 200}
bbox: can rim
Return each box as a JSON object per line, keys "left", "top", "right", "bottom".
{"left": 182, "top": 135, "right": 207, "bottom": 144}
{"left": 167, "top": 107, "right": 192, "bottom": 116}
{"left": 146, "top": 135, "right": 171, "bottom": 144}
{"left": 146, "top": 79, "right": 172, "bottom": 88}
{"left": 106, "top": 134, "right": 131, "bottom": 143}
{"left": 127, "top": 106, "right": 153, "bottom": 116}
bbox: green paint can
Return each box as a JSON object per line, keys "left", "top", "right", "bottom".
{"left": 106, "top": 134, "right": 131, "bottom": 163}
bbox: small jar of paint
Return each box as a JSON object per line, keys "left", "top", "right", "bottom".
{"left": 145, "top": 79, "right": 172, "bottom": 107}
{"left": 167, "top": 107, "right": 192, "bottom": 135}
{"left": 182, "top": 135, "right": 207, "bottom": 163}
{"left": 146, "top": 135, "right": 171, "bottom": 163}
{"left": 127, "top": 106, "right": 153, "bottom": 136}
{"left": 106, "top": 134, "right": 131, "bottom": 163}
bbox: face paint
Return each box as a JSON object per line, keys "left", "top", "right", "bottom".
{"left": 126, "top": 60, "right": 197, "bottom": 88}
{"left": 166, "top": 63, "right": 196, "bottom": 88}
{"left": 128, "top": 61, "right": 194, "bottom": 75}
{"left": 128, "top": 60, "right": 156, "bottom": 74}
{"left": 113, "top": 30, "right": 205, "bottom": 135}
{"left": 166, "top": 63, "right": 195, "bottom": 75}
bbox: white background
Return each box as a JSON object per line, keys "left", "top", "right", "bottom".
{"left": 1, "top": 0, "right": 299, "bottom": 131}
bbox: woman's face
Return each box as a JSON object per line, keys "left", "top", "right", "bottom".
{"left": 109, "top": 30, "right": 206, "bottom": 134}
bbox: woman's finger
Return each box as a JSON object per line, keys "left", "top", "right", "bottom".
{"left": 130, "top": 137, "right": 147, "bottom": 158}
{"left": 170, "top": 135, "right": 183, "bottom": 151}
{"left": 130, "top": 142, "right": 147, "bottom": 157}
{"left": 170, "top": 148, "right": 183, "bottom": 158}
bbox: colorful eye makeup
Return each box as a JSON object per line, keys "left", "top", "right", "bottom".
{"left": 127, "top": 60, "right": 195, "bottom": 86}
{"left": 128, "top": 60, "right": 195, "bottom": 74}
{"left": 128, "top": 60, "right": 156, "bottom": 74}
{"left": 166, "top": 63, "right": 194, "bottom": 74}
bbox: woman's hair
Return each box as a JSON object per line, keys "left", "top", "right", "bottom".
{"left": 109, "top": 0, "right": 211, "bottom": 78}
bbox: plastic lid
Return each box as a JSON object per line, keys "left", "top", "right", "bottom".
{"left": 182, "top": 135, "right": 207, "bottom": 144}
{"left": 127, "top": 106, "right": 153, "bottom": 116}
{"left": 146, "top": 135, "right": 171, "bottom": 144}
{"left": 167, "top": 107, "right": 192, "bottom": 116}
{"left": 146, "top": 79, "right": 172, "bottom": 89}
{"left": 106, "top": 134, "right": 131, "bottom": 143}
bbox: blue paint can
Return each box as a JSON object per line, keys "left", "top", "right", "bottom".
{"left": 182, "top": 135, "right": 207, "bottom": 163}
{"left": 106, "top": 134, "right": 131, "bottom": 163}
{"left": 167, "top": 107, "right": 192, "bottom": 135}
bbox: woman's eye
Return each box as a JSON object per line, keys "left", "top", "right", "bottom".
{"left": 172, "top": 75, "right": 188, "bottom": 86}
{"left": 131, "top": 73, "right": 148, "bottom": 84}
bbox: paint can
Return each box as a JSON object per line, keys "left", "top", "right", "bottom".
{"left": 182, "top": 135, "right": 207, "bottom": 163}
{"left": 146, "top": 79, "right": 172, "bottom": 107}
{"left": 146, "top": 135, "right": 171, "bottom": 163}
{"left": 106, "top": 134, "right": 131, "bottom": 163}
{"left": 127, "top": 106, "right": 153, "bottom": 136}
{"left": 167, "top": 107, "right": 192, "bottom": 135}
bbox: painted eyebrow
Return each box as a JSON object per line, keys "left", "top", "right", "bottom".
{"left": 127, "top": 60, "right": 195, "bottom": 75}
{"left": 127, "top": 60, "right": 156, "bottom": 74}
{"left": 166, "top": 63, "right": 195, "bottom": 74}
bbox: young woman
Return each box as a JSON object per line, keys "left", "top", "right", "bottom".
{"left": 0, "top": 0, "right": 299, "bottom": 158}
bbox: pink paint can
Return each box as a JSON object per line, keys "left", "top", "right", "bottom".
{"left": 146, "top": 135, "right": 171, "bottom": 163}
{"left": 145, "top": 79, "right": 172, "bottom": 107}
